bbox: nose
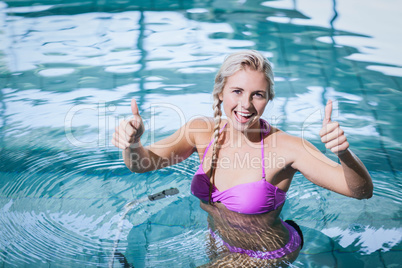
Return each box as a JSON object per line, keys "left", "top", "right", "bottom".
{"left": 239, "top": 94, "right": 253, "bottom": 110}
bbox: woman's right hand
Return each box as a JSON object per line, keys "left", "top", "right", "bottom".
{"left": 112, "top": 99, "right": 144, "bottom": 150}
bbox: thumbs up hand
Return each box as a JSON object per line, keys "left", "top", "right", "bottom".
{"left": 112, "top": 99, "right": 145, "bottom": 150}
{"left": 319, "top": 100, "right": 349, "bottom": 154}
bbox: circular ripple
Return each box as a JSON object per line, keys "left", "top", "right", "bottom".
{"left": 0, "top": 140, "right": 202, "bottom": 267}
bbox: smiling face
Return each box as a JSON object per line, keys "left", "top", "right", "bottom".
{"left": 219, "top": 66, "right": 269, "bottom": 133}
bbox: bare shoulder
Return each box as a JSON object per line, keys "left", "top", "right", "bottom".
{"left": 268, "top": 126, "right": 336, "bottom": 171}
{"left": 187, "top": 116, "right": 214, "bottom": 129}
{"left": 187, "top": 117, "right": 214, "bottom": 147}
{"left": 266, "top": 127, "right": 318, "bottom": 161}
{"left": 187, "top": 116, "right": 227, "bottom": 149}
{"left": 267, "top": 127, "right": 305, "bottom": 147}
{"left": 188, "top": 116, "right": 228, "bottom": 132}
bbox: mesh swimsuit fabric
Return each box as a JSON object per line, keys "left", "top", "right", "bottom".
{"left": 209, "top": 220, "right": 302, "bottom": 260}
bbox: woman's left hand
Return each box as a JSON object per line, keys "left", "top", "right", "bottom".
{"left": 319, "top": 100, "right": 349, "bottom": 154}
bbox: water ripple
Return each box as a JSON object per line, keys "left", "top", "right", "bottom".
{"left": 0, "top": 141, "right": 201, "bottom": 266}
{"left": 1, "top": 0, "right": 401, "bottom": 267}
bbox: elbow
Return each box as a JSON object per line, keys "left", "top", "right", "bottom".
{"left": 127, "top": 162, "right": 155, "bottom": 173}
{"left": 131, "top": 168, "right": 148, "bottom": 174}
{"left": 124, "top": 156, "right": 151, "bottom": 173}
{"left": 365, "top": 187, "right": 374, "bottom": 199}
{"left": 353, "top": 187, "right": 373, "bottom": 200}
{"left": 125, "top": 162, "right": 144, "bottom": 173}
{"left": 350, "top": 177, "right": 374, "bottom": 200}
{"left": 127, "top": 165, "right": 149, "bottom": 173}
{"left": 355, "top": 192, "right": 373, "bottom": 200}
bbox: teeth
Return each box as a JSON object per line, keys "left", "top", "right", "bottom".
{"left": 237, "top": 111, "right": 252, "bottom": 117}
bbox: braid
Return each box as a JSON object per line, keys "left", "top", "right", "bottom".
{"left": 209, "top": 97, "right": 222, "bottom": 205}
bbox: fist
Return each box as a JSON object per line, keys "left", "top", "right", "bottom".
{"left": 319, "top": 100, "right": 349, "bottom": 154}
{"left": 112, "top": 99, "right": 144, "bottom": 150}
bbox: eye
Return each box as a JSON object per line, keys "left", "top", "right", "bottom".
{"left": 233, "top": 89, "right": 242, "bottom": 94}
{"left": 253, "top": 92, "right": 265, "bottom": 98}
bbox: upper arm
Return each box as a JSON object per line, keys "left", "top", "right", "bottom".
{"left": 145, "top": 117, "right": 212, "bottom": 167}
{"left": 289, "top": 136, "right": 354, "bottom": 197}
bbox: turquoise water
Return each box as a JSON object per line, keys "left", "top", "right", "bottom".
{"left": 0, "top": 0, "right": 401, "bottom": 267}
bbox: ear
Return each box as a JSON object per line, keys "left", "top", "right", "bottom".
{"left": 218, "top": 92, "right": 223, "bottom": 101}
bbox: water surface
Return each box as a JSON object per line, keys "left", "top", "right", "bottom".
{"left": 0, "top": 0, "right": 401, "bottom": 267}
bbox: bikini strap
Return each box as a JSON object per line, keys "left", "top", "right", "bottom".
{"left": 201, "top": 123, "right": 227, "bottom": 164}
{"left": 260, "top": 119, "right": 271, "bottom": 179}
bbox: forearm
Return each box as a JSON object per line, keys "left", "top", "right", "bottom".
{"left": 123, "top": 141, "right": 180, "bottom": 173}
{"left": 122, "top": 142, "right": 159, "bottom": 173}
{"left": 123, "top": 142, "right": 146, "bottom": 172}
{"left": 338, "top": 149, "right": 373, "bottom": 199}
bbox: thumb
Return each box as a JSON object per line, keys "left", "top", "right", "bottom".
{"left": 131, "top": 99, "right": 139, "bottom": 116}
{"left": 323, "top": 99, "right": 332, "bottom": 126}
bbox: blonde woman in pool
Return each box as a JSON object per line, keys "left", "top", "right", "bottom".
{"left": 112, "top": 50, "right": 373, "bottom": 267}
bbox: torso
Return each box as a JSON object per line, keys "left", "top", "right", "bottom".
{"left": 196, "top": 119, "right": 296, "bottom": 194}
{"left": 192, "top": 118, "right": 299, "bottom": 255}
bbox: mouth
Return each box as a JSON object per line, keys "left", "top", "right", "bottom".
{"left": 234, "top": 111, "right": 254, "bottom": 124}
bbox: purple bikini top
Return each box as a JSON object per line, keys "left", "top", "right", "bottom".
{"left": 191, "top": 119, "right": 286, "bottom": 214}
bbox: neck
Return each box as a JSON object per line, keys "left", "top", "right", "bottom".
{"left": 227, "top": 118, "right": 261, "bottom": 144}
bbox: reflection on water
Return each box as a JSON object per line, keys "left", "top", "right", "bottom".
{"left": 0, "top": 0, "right": 401, "bottom": 267}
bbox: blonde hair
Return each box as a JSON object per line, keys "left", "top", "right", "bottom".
{"left": 209, "top": 50, "right": 275, "bottom": 204}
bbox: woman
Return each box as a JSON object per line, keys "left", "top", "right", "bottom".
{"left": 112, "top": 50, "right": 373, "bottom": 267}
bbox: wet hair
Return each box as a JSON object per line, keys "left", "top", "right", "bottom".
{"left": 209, "top": 50, "right": 275, "bottom": 204}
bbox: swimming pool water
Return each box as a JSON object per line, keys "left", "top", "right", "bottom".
{"left": 0, "top": 0, "right": 401, "bottom": 267}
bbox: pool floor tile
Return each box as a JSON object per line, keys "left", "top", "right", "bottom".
{"left": 296, "top": 252, "right": 336, "bottom": 268}
{"left": 300, "top": 226, "right": 334, "bottom": 255}
{"left": 382, "top": 249, "right": 402, "bottom": 267}
{"left": 335, "top": 250, "right": 386, "bottom": 268}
